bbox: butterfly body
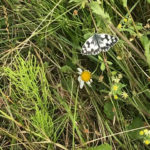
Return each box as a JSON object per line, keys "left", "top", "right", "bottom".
{"left": 82, "top": 33, "right": 118, "bottom": 55}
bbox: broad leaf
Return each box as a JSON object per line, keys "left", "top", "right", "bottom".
{"left": 89, "top": 2, "right": 110, "bottom": 22}
{"left": 140, "top": 35, "right": 150, "bottom": 66}
{"left": 86, "top": 143, "right": 112, "bottom": 150}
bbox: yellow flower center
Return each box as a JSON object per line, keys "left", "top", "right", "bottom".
{"left": 117, "top": 56, "right": 122, "bottom": 60}
{"left": 144, "top": 140, "right": 150, "bottom": 145}
{"left": 144, "top": 129, "right": 148, "bottom": 134}
{"left": 122, "top": 92, "right": 128, "bottom": 99}
{"left": 117, "top": 24, "right": 122, "bottom": 29}
{"left": 81, "top": 71, "right": 91, "bottom": 82}
{"left": 113, "top": 85, "right": 118, "bottom": 91}
{"left": 139, "top": 130, "right": 144, "bottom": 135}
{"left": 114, "top": 95, "right": 118, "bottom": 100}
{"left": 124, "top": 18, "right": 128, "bottom": 22}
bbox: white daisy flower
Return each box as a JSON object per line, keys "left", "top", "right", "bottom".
{"left": 77, "top": 68, "right": 93, "bottom": 89}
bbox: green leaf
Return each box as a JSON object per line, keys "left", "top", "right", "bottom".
{"left": 111, "top": 83, "right": 126, "bottom": 95}
{"left": 107, "top": 61, "right": 113, "bottom": 65}
{"left": 69, "top": 0, "right": 87, "bottom": 8}
{"left": 110, "top": 0, "right": 115, "bottom": 3}
{"left": 86, "top": 143, "right": 112, "bottom": 150}
{"left": 147, "top": 0, "right": 150, "bottom": 3}
{"left": 100, "top": 62, "right": 105, "bottom": 71}
{"left": 61, "top": 65, "right": 73, "bottom": 73}
{"left": 140, "top": 35, "right": 150, "bottom": 66}
{"left": 69, "top": 0, "right": 83, "bottom": 2}
{"left": 135, "top": 23, "right": 143, "bottom": 30}
{"left": 84, "top": 32, "right": 93, "bottom": 40}
{"left": 111, "top": 71, "right": 117, "bottom": 76}
{"left": 119, "top": 28, "right": 136, "bottom": 36}
{"left": 31, "top": 108, "right": 54, "bottom": 137}
{"left": 127, "top": 117, "right": 144, "bottom": 139}
{"left": 89, "top": 2, "right": 110, "bottom": 22}
{"left": 104, "top": 102, "right": 114, "bottom": 120}
{"left": 122, "top": 0, "right": 127, "bottom": 7}
{"left": 61, "top": 77, "right": 76, "bottom": 92}
{"left": 98, "top": 55, "right": 103, "bottom": 61}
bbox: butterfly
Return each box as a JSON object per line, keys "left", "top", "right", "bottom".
{"left": 81, "top": 33, "right": 119, "bottom": 55}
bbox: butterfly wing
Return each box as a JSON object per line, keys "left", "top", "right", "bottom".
{"left": 81, "top": 33, "right": 118, "bottom": 55}
{"left": 81, "top": 34, "right": 101, "bottom": 55}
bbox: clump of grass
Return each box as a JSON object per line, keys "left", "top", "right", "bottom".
{"left": 0, "top": 0, "right": 150, "bottom": 150}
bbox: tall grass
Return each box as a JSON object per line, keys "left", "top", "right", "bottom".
{"left": 0, "top": 0, "right": 150, "bottom": 149}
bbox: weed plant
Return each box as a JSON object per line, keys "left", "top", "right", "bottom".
{"left": 0, "top": 0, "right": 150, "bottom": 150}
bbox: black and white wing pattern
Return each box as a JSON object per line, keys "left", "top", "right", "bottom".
{"left": 81, "top": 33, "right": 118, "bottom": 55}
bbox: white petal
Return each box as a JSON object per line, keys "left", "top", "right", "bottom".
{"left": 77, "top": 68, "right": 82, "bottom": 74}
{"left": 86, "top": 81, "right": 91, "bottom": 87}
{"left": 90, "top": 79, "right": 93, "bottom": 83}
{"left": 80, "top": 80, "right": 84, "bottom": 89}
{"left": 78, "top": 76, "right": 81, "bottom": 82}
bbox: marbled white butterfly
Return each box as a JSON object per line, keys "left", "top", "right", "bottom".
{"left": 82, "top": 33, "right": 118, "bottom": 55}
